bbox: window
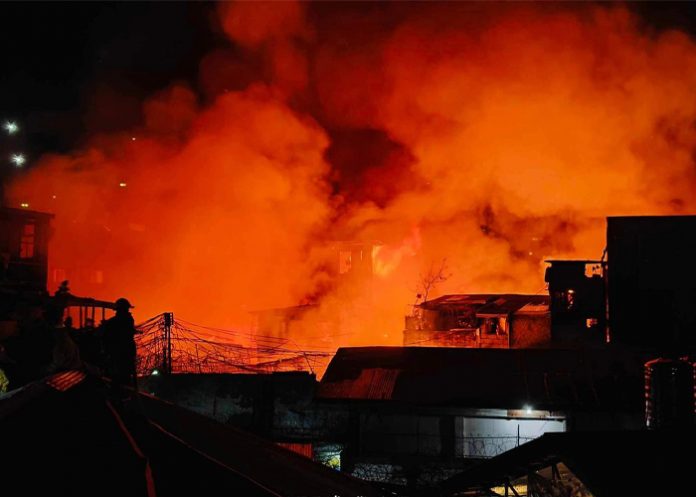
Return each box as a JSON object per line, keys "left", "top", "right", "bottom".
{"left": 339, "top": 250, "right": 352, "bottom": 274}
{"left": 20, "top": 223, "right": 35, "bottom": 258}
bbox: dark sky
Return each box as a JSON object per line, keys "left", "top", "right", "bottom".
{"left": 1, "top": 1, "right": 696, "bottom": 171}
{"left": 0, "top": 2, "right": 217, "bottom": 155}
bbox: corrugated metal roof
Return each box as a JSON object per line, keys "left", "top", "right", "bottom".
{"left": 476, "top": 295, "right": 550, "bottom": 317}
{"left": 320, "top": 368, "right": 400, "bottom": 400}
{"left": 317, "top": 347, "right": 645, "bottom": 412}
{"left": 421, "top": 294, "right": 549, "bottom": 315}
{"left": 421, "top": 294, "right": 497, "bottom": 309}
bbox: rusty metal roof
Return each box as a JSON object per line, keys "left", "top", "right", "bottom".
{"left": 476, "top": 295, "right": 549, "bottom": 317}
{"left": 421, "top": 294, "right": 549, "bottom": 315}
{"left": 317, "top": 347, "right": 645, "bottom": 412}
{"left": 420, "top": 294, "right": 497, "bottom": 309}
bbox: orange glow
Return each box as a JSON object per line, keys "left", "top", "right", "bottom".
{"left": 7, "top": 3, "right": 696, "bottom": 349}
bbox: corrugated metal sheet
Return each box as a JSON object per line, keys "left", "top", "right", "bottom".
{"left": 476, "top": 295, "right": 549, "bottom": 317}
{"left": 318, "top": 368, "right": 400, "bottom": 400}
{"left": 46, "top": 370, "right": 86, "bottom": 392}
{"left": 317, "top": 347, "right": 645, "bottom": 412}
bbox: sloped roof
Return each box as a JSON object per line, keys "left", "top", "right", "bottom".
{"left": 440, "top": 430, "right": 695, "bottom": 497}
{"left": 420, "top": 294, "right": 549, "bottom": 315}
{"left": 317, "top": 347, "right": 644, "bottom": 412}
{"left": 0, "top": 371, "right": 381, "bottom": 497}
{"left": 136, "top": 389, "right": 381, "bottom": 497}
{"left": 476, "top": 295, "right": 549, "bottom": 317}
{"left": 1, "top": 205, "right": 55, "bottom": 220}
{"left": 420, "top": 294, "right": 497, "bottom": 310}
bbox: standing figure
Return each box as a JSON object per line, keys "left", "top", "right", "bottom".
{"left": 102, "top": 298, "right": 137, "bottom": 392}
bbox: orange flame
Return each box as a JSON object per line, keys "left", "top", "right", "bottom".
{"left": 8, "top": 3, "right": 696, "bottom": 347}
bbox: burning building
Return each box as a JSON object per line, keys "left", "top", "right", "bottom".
{"left": 252, "top": 240, "right": 379, "bottom": 350}
{"left": 403, "top": 294, "right": 550, "bottom": 348}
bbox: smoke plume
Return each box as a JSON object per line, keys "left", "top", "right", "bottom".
{"left": 8, "top": 2, "right": 696, "bottom": 347}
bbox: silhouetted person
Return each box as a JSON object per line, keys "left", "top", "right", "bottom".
{"left": 102, "top": 298, "right": 137, "bottom": 395}
{"left": 54, "top": 280, "right": 70, "bottom": 297}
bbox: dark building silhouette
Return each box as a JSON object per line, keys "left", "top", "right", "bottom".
{"left": 0, "top": 206, "right": 53, "bottom": 293}
{"left": 544, "top": 260, "right": 605, "bottom": 343}
{"left": 607, "top": 215, "right": 696, "bottom": 349}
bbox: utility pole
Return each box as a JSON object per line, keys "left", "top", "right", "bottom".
{"left": 163, "top": 312, "right": 174, "bottom": 374}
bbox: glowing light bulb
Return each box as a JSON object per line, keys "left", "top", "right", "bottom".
{"left": 20, "top": 202, "right": 29, "bottom": 209}
{"left": 119, "top": 182, "right": 127, "bottom": 188}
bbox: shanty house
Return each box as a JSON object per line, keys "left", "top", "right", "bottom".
{"left": 404, "top": 294, "right": 550, "bottom": 348}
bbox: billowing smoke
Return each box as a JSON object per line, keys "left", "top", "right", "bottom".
{"left": 8, "top": 2, "right": 696, "bottom": 346}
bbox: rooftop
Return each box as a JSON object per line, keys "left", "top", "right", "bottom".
{"left": 317, "top": 346, "right": 644, "bottom": 412}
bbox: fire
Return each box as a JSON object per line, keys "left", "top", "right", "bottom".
{"left": 372, "top": 227, "right": 421, "bottom": 278}
{"left": 7, "top": 3, "right": 696, "bottom": 347}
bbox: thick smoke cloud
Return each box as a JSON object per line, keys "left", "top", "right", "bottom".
{"left": 8, "top": 2, "right": 696, "bottom": 347}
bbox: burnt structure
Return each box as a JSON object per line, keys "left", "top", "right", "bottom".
{"left": 404, "top": 294, "right": 550, "bottom": 348}
{"left": 607, "top": 215, "right": 696, "bottom": 349}
{"left": 252, "top": 241, "right": 378, "bottom": 347}
{"left": 405, "top": 216, "right": 696, "bottom": 352}
{"left": 544, "top": 260, "right": 605, "bottom": 343}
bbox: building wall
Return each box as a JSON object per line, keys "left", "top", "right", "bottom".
{"left": 357, "top": 410, "right": 565, "bottom": 459}
{"left": 139, "top": 372, "right": 336, "bottom": 441}
{"left": 510, "top": 313, "right": 551, "bottom": 348}
{"left": 0, "top": 208, "right": 52, "bottom": 292}
{"left": 340, "top": 409, "right": 566, "bottom": 486}
{"left": 457, "top": 415, "right": 565, "bottom": 458}
{"left": 607, "top": 216, "right": 696, "bottom": 348}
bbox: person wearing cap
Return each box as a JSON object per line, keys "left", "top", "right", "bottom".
{"left": 102, "top": 297, "right": 137, "bottom": 393}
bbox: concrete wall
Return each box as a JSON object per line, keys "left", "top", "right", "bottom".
{"left": 357, "top": 411, "right": 565, "bottom": 459}
{"left": 510, "top": 312, "right": 551, "bottom": 348}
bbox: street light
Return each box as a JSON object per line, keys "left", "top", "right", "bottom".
{"left": 3, "top": 121, "right": 18, "bottom": 135}
{"left": 10, "top": 153, "right": 26, "bottom": 167}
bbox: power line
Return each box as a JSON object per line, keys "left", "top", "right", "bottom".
{"left": 135, "top": 313, "right": 333, "bottom": 377}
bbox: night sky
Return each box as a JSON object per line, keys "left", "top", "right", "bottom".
{"left": 2, "top": 1, "right": 696, "bottom": 180}
{"left": 0, "top": 2, "right": 215, "bottom": 155}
